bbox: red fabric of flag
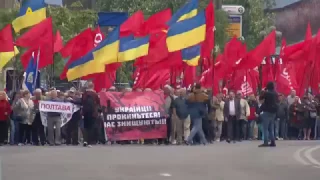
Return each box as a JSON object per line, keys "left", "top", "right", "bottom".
{"left": 201, "top": 0, "right": 214, "bottom": 60}
{"left": 0, "top": 24, "right": 14, "bottom": 52}
{"left": 54, "top": 30, "right": 63, "bottom": 53}
{"left": 120, "top": 11, "right": 144, "bottom": 37}
{"left": 136, "top": 8, "right": 171, "bottom": 37}
{"left": 16, "top": 18, "right": 54, "bottom": 69}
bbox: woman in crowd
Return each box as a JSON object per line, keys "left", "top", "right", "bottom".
{"left": 13, "top": 90, "right": 34, "bottom": 145}
{"left": 302, "top": 94, "right": 317, "bottom": 140}
{"left": 0, "top": 91, "right": 12, "bottom": 146}
{"left": 9, "top": 91, "right": 22, "bottom": 145}
{"left": 288, "top": 96, "right": 303, "bottom": 139}
{"left": 247, "top": 94, "right": 259, "bottom": 140}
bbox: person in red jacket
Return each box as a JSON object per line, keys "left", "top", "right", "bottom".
{"left": 0, "top": 91, "right": 12, "bottom": 145}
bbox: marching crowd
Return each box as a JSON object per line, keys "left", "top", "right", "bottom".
{"left": 0, "top": 82, "right": 319, "bottom": 147}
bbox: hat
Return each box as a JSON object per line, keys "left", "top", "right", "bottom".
{"left": 69, "top": 87, "right": 76, "bottom": 92}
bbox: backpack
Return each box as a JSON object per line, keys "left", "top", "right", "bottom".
{"left": 83, "top": 93, "right": 96, "bottom": 114}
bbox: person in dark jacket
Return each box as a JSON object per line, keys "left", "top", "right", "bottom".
{"left": 82, "top": 82, "right": 100, "bottom": 147}
{"left": 65, "top": 88, "right": 82, "bottom": 145}
{"left": 31, "top": 89, "right": 46, "bottom": 146}
{"left": 259, "top": 82, "right": 278, "bottom": 147}
{"left": 275, "top": 94, "right": 289, "bottom": 140}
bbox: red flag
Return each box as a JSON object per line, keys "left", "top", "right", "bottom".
{"left": 16, "top": 18, "right": 54, "bottom": 69}
{"left": 60, "top": 28, "right": 94, "bottom": 80}
{"left": 137, "top": 8, "right": 171, "bottom": 37}
{"left": 224, "top": 37, "right": 244, "bottom": 66}
{"left": 54, "top": 30, "right": 63, "bottom": 53}
{"left": 120, "top": 11, "right": 144, "bottom": 37}
{"left": 0, "top": 24, "right": 14, "bottom": 52}
{"left": 201, "top": 0, "right": 214, "bottom": 59}
{"left": 92, "top": 26, "right": 104, "bottom": 47}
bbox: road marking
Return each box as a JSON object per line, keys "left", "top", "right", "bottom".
{"left": 293, "top": 147, "right": 311, "bottom": 165}
{"left": 159, "top": 173, "right": 172, "bottom": 177}
{"left": 304, "top": 145, "right": 320, "bottom": 166}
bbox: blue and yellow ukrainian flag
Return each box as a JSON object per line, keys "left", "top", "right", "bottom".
{"left": 167, "top": 0, "right": 198, "bottom": 26}
{"left": 118, "top": 36, "right": 150, "bottom": 62}
{"left": 182, "top": 44, "right": 201, "bottom": 66}
{"left": 66, "top": 27, "right": 120, "bottom": 81}
{"left": 166, "top": 11, "right": 206, "bottom": 52}
{"left": 12, "top": 0, "right": 47, "bottom": 33}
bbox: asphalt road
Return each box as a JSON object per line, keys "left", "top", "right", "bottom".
{"left": 1, "top": 141, "right": 320, "bottom": 180}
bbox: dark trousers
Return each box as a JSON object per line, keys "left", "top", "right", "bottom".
{"left": 66, "top": 116, "right": 79, "bottom": 145}
{"left": 83, "top": 114, "right": 96, "bottom": 145}
{"left": 208, "top": 120, "right": 215, "bottom": 142}
{"left": 227, "top": 116, "right": 240, "bottom": 141}
{"left": 19, "top": 123, "right": 32, "bottom": 144}
{"left": 32, "top": 113, "right": 46, "bottom": 145}
{"left": 239, "top": 119, "right": 247, "bottom": 140}
{"left": 280, "top": 119, "right": 288, "bottom": 139}
{"left": 0, "top": 121, "right": 8, "bottom": 144}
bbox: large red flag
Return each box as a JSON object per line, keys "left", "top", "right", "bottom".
{"left": 238, "top": 30, "right": 275, "bottom": 70}
{"left": 136, "top": 8, "right": 171, "bottom": 37}
{"left": 201, "top": 0, "right": 214, "bottom": 59}
{"left": 16, "top": 18, "right": 54, "bottom": 69}
{"left": 120, "top": 11, "right": 144, "bottom": 37}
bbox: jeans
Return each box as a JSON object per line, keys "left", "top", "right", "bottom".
{"left": 280, "top": 119, "right": 288, "bottom": 139}
{"left": 187, "top": 118, "right": 207, "bottom": 144}
{"left": 247, "top": 121, "right": 255, "bottom": 139}
{"left": 275, "top": 119, "right": 280, "bottom": 138}
{"left": 258, "top": 124, "right": 264, "bottom": 140}
{"left": 10, "top": 120, "right": 15, "bottom": 145}
{"left": 261, "top": 112, "right": 276, "bottom": 144}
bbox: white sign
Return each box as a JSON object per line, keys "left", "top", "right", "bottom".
{"left": 222, "top": 5, "right": 245, "bottom": 15}
{"left": 40, "top": 103, "right": 80, "bottom": 127}
{"left": 39, "top": 101, "right": 73, "bottom": 113}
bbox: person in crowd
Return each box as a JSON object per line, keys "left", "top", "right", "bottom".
{"left": 314, "top": 95, "right": 320, "bottom": 139}
{"left": 247, "top": 94, "right": 259, "bottom": 140}
{"left": 46, "top": 90, "right": 63, "bottom": 146}
{"left": 236, "top": 91, "right": 250, "bottom": 141}
{"left": 172, "top": 88, "right": 189, "bottom": 145}
{"left": 288, "top": 96, "right": 302, "bottom": 139}
{"left": 164, "top": 85, "right": 174, "bottom": 144}
{"left": 287, "top": 90, "right": 300, "bottom": 106}
{"left": 30, "top": 89, "right": 46, "bottom": 146}
{"left": 302, "top": 94, "right": 317, "bottom": 140}
{"left": 9, "top": 91, "right": 21, "bottom": 145}
{"left": 186, "top": 83, "right": 208, "bottom": 145}
{"left": 208, "top": 95, "right": 217, "bottom": 143}
{"left": 256, "top": 95, "right": 264, "bottom": 140}
{"left": 259, "top": 82, "right": 278, "bottom": 147}
{"left": 0, "top": 91, "right": 12, "bottom": 146}
{"left": 65, "top": 88, "right": 82, "bottom": 145}
{"left": 82, "top": 82, "right": 100, "bottom": 147}
{"left": 13, "top": 90, "right": 34, "bottom": 145}
{"left": 276, "top": 94, "right": 289, "bottom": 140}
{"left": 212, "top": 93, "right": 225, "bottom": 142}
{"left": 224, "top": 91, "right": 241, "bottom": 143}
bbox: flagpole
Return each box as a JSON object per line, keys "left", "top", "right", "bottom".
{"left": 33, "top": 47, "right": 41, "bottom": 91}
{"left": 211, "top": 1, "right": 217, "bottom": 95}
